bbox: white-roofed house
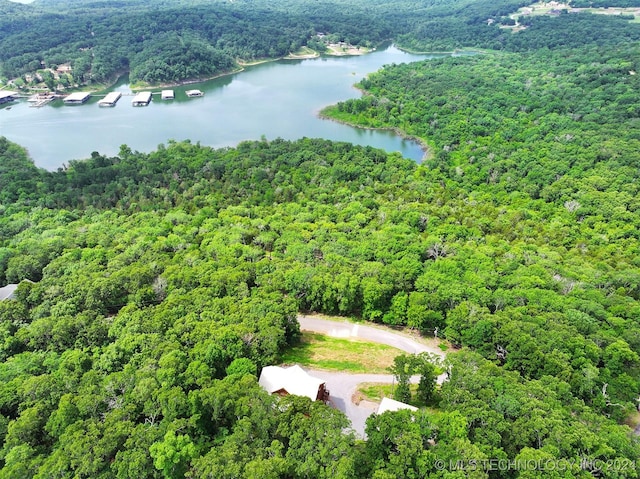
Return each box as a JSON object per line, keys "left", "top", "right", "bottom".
{"left": 0, "top": 284, "right": 19, "bottom": 301}
{"left": 0, "top": 280, "right": 34, "bottom": 301}
{"left": 259, "top": 365, "right": 329, "bottom": 402}
{"left": 376, "top": 397, "right": 418, "bottom": 415}
{"left": 0, "top": 91, "right": 18, "bottom": 104}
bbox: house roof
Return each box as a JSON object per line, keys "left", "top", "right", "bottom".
{"left": 132, "top": 92, "right": 152, "bottom": 102}
{"left": 64, "top": 92, "right": 91, "bottom": 102}
{"left": 98, "top": 92, "right": 121, "bottom": 104}
{"left": 0, "top": 91, "right": 17, "bottom": 101}
{"left": 377, "top": 397, "right": 418, "bottom": 415}
{"left": 258, "top": 365, "right": 325, "bottom": 401}
{"left": 0, "top": 284, "right": 19, "bottom": 301}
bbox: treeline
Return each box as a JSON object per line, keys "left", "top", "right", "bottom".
{"left": 397, "top": 9, "right": 640, "bottom": 52}
{"left": 0, "top": 136, "right": 639, "bottom": 476}
{"left": 9, "top": 0, "right": 630, "bottom": 86}
{"left": 0, "top": 0, "right": 392, "bottom": 85}
{"left": 324, "top": 44, "right": 640, "bottom": 198}
{"left": 571, "top": 0, "right": 640, "bottom": 6}
{"left": 4, "top": 0, "right": 639, "bottom": 86}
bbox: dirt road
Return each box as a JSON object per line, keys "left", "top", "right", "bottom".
{"left": 297, "top": 315, "right": 447, "bottom": 437}
{"left": 298, "top": 315, "right": 445, "bottom": 358}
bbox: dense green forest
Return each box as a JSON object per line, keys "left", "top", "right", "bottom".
{"left": 3, "top": 0, "right": 639, "bottom": 86}
{"left": 1, "top": 135, "right": 639, "bottom": 477}
{"left": 0, "top": 0, "right": 394, "bottom": 85}
{"left": 7, "top": 0, "right": 633, "bottom": 86}
{"left": 2, "top": 0, "right": 640, "bottom": 477}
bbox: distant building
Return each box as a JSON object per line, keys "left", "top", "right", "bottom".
{"left": 377, "top": 397, "right": 418, "bottom": 415}
{"left": 259, "top": 365, "right": 329, "bottom": 402}
{"left": 161, "top": 90, "right": 175, "bottom": 100}
{"left": 0, "top": 284, "right": 19, "bottom": 301}
{"left": 0, "top": 280, "right": 33, "bottom": 301}
{"left": 64, "top": 92, "right": 91, "bottom": 104}
{"left": 56, "top": 64, "right": 72, "bottom": 74}
{"left": 132, "top": 91, "right": 152, "bottom": 106}
{"left": 0, "top": 91, "right": 18, "bottom": 104}
{"left": 98, "top": 92, "right": 122, "bottom": 107}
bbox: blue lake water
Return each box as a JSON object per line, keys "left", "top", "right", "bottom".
{"left": 0, "top": 46, "right": 463, "bottom": 170}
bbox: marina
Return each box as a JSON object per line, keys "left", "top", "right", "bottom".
{"left": 5, "top": 88, "right": 217, "bottom": 109}
{"left": 98, "top": 91, "right": 122, "bottom": 107}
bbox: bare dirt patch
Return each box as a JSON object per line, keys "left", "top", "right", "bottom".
{"left": 325, "top": 43, "right": 370, "bottom": 56}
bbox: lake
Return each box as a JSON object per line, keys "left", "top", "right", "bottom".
{"left": 0, "top": 46, "right": 460, "bottom": 170}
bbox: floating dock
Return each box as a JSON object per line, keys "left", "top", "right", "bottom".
{"left": 98, "top": 91, "right": 122, "bottom": 107}
{"left": 186, "top": 89, "right": 204, "bottom": 97}
{"left": 28, "top": 93, "right": 56, "bottom": 107}
{"left": 132, "top": 91, "right": 152, "bottom": 106}
{"left": 161, "top": 90, "right": 175, "bottom": 100}
{"left": 0, "top": 91, "right": 18, "bottom": 105}
{"left": 64, "top": 92, "right": 91, "bottom": 104}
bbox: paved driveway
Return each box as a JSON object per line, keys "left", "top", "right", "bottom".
{"left": 297, "top": 316, "right": 447, "bottom": 437}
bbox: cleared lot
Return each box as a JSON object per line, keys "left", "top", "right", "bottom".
{"left": 297, "top": 315, "right": 447, "bottom": 437}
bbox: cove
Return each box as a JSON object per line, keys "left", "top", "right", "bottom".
{"left": 0, "top": 46, "right": 465, "bottom": 170}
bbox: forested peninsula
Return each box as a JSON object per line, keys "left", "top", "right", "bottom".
{"left": 2, "top": 0, "right": 640, "bottom": 477}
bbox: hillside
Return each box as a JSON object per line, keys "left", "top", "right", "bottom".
{"left": 0, "top": 0, "right": 538, "bottom": 87}
{"left": 1, "top": 134, "right": 639, "bottom": 476}
{"left": 2, "top": 0, "right": 640, "bottom": 477}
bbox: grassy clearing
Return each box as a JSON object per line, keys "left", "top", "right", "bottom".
{"left": 285, "top": 46, "right": 319, "bottom": 59}
{"left": 355, "top": 382, "right": 423, "bottom": 406}
{"left": 624, "top": 410, "right": 640, "bottom": 430}
{"left": 280, "top": 332, "right": 402, "bottom": 373}
{"left": 511, "top": 2, "right": 640, "bottom": 21}
{"left": 325, "top": 43, "right": 371, "bottom": 56}
{"left": 357, "top": 382, "right": 396, "bottom": 402}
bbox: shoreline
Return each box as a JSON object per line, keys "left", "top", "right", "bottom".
{"left": 129, "top": 45, "right": 375, "bottom": 90}
{"left": 7, "top": 42, "right": 482, "bottom": 97}
{"left": 393, "top": 45, "right": 487, "bottom": 55}
{"left": 128, "top": 66, "right": 245, "bottom": 91}
{"left": 4, "top": 43, "right": 434, "bottom": 170}
{"left": 9, "top": 43, "right": 382, "bottom": 95}
{"left": 317, "top": 108, "right": 430, "bottom": 163}
{"left": 97, "top": 45, "right": 381, "bottom": 91}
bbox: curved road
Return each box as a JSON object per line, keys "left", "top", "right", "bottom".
{"left": 297, "top": 315, "right": 447, "bottom": 437}
{"left": 297, "top": 317, "right": 640, "bottom": 438}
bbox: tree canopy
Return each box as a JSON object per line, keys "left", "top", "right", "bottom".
{"left": 2, "top": 0, "right": 640, "bottom": 476}
{"left": 1, "top": 132, "right": 639, "bottom": 476}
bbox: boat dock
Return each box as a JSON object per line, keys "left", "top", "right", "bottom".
{"left": 98, "top": 91, "right": 122, "bottom": 107}
{"left": 0, "top": 91, "right": 18, "bottom": 105}
{"left": 27, "top": 92, "right": 56, "bottom": 107}
{"left": 132, "top": 91, "right": 152, "bottom": 106}
{"left": 64, "top": 92, "right": 91, "bottom": 104}
{"left": 4, "top": 88, "right": 207, "bottom": 109}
